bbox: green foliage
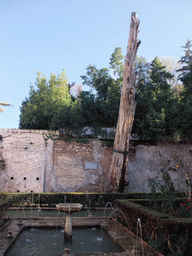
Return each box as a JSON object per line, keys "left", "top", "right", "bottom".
{"left": 19, "top": 70, "right": 83, "bottom": 135}
{"left": 177, "top": 39, "right": 192, "bottom": 78}
{"left": 147, "top": 178, "right": 191, "bottom": 218}
{"left": 109, "top": 47, "right": 124, "bottom": 84}
{"left": 80, "top": 57, "right": 121, "bottom": 131}
{"left": 0, "top": 192, "right": 148, "bottom": 208}
{"left": 19, "top": 43, "right": 192, "bottom": 141}
{"left": 133, "top": 56, "right": 177, "bottom": 140}
{"left": 116, "top": 199, "right": 192, "bottom": 256}
{"left": 174, "top": 39, "right": 192, "bottom": 141}
{"left": 135, "top": 56, "right": 150, "bottom": 90}
{"left": 19, "top": 70, "right": 70, "bottom": 129}
{"left": 51, "top": 99, "right": 84, "bottom": 135}
{"left": 149, "top": 234, "right": 189, "bottom": 256}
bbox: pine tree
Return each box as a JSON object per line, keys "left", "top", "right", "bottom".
{"left": 176, "top": 40, "right": 192, "bottom": 141}
{"left": 134, "top": 57, "right": 176, "bottom": 139}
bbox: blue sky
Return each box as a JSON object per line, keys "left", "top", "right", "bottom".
{"left": 0, "top": 0, "right": 191, "bottom": 129}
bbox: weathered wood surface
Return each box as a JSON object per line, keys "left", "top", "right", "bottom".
{"left": 107, "top": 12, "right": 141, "bottom": 192}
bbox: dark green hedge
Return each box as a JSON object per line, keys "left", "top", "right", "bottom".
{"left": 0, "top": 191, "right": 187, "bottom": 208}
{"left": 114, "top": 199, "right": 192, "bottom": 255}
{"left": 0, "top": 192, "right": 152, "bottom": 208}
{"left": 0, "top": 198, "right": 9, "bottom": 226}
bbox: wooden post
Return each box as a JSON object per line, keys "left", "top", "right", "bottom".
{"left": 106, "top": 12, "right": 141, "bottom": 192}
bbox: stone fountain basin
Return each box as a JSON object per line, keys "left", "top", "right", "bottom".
{"left": 56, "top": 203, "right": 83, "bottom": 213}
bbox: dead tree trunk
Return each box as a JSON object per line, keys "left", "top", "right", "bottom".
{"left": 106, "top": 12, "right": 141, "bottom": 192}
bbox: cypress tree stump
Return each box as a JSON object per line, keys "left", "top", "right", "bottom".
{"left": 107, "top": 12, "right": 141, "bottom": 192}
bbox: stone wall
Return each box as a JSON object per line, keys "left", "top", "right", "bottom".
{"left": 125, "top": 142, "right": 189, "bottom": 193}
{"left": 52, "top": 139, "right": 112, "bottom": 192}
{"left": 0, "top": 129, "right": 55, "bottom": 193}
{"left": 0, "top": 129, "right": 190, "bottom": 193}
{"left": 0, "top": 129, "right": 112, "bottom": 193}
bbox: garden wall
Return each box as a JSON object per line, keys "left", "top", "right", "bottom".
{"left": 125, "top": 142, "right": 190, "bottom": 193}
{"left": 0, "top": 129, "right": 112, "bottom": 193}
{"left": 0, "top": 129, "right": 189, "bottom": 193}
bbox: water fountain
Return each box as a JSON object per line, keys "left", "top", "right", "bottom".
{"left": 37, "top": 193, "right": 41, "bottom": 211}
{"left": 30, "top": 192, "right": 34, "bottom": 217}
{"left": 97, "top": 195, "right": 105, "bottom": 207}
{"left": 64, "top": 195, "right": 67, "bottom": 204}
{"left": 1, "top": 201, "right": 164, "bottom": 256}
{"left": 15, "top": 204, "right": 26, "bottom": 218}
{"left": 103, "top": 202, "right": 113, "bottom": 217}
{"left": 136, "top": 218, "right": 144, "bottom": 256}
{"left": 56, "top": 203, "right": 83, "bottom": 241}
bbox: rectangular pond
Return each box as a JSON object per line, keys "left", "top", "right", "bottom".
{"left": 4, "top": 209, "right": 113, "bottom": 218}
{"left": 5, "top": 227, "right": 124, "bottom": 255}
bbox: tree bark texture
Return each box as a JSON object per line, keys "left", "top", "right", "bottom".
{"left": 106, "top": 12, "right": 141, "bottom": 192}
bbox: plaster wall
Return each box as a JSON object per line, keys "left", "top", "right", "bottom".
{"left": 0, "top": 129, "right": 55, "bottom": 193}
{"left": 125, "top": 143, "right": 189, "bottom": 193}
{"left": 0, "top": 129, "right": 112, "bottom": 193}
{"left": 0, "top": 129, "right": 190, "bottom": 193}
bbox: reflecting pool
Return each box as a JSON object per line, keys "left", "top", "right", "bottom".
{"left": 5, "top": 227, "right": 123, "bottom": 255}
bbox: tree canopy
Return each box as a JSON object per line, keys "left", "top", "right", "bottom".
{"left": 19, "top": 70, "right": 74, "bottom": 130}
{"left": 174, "top": 39, "right": 192, "bottom": 141}
{"left": 19, "top": 41, "right": 192, "bottom": 141}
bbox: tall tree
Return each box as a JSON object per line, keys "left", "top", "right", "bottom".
{"left": 80, "top": 59, "right": 121, "bottom": 130}
{"left": 133, "top": 57, "right": 176, "bottom": 140}
{"left": 177, "top": 39, "right": 192, "bottom": 78}
{"left": 135, "top": 56, "right": 150, "bottom": 89}
{"left": 106, "top": 12, "right": 141, "bottom": 192}
{"left": 81, "top": 65, "right": 115, "bottom": 100}
{"left": 176, "top": 40, "right": 192, "bottom": 141}
{"left": 19, "top": 70, "right": 72, "bottom": 130}
{"left": 132, "top": 56, "right": 150, "bottom": 136}
{"left": 109, "top": 47, "right": 124, "bottom": 85}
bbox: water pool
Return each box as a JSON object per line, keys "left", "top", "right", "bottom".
{"left": 5, "top": 209, "right": 113, "bottom": 218}
{"left": 5, "top": 227, "right": 123, "bottom": 255}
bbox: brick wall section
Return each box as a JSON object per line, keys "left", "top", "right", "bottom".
{"left": 52, "top": 139, "right": 113, "bottom": 192}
